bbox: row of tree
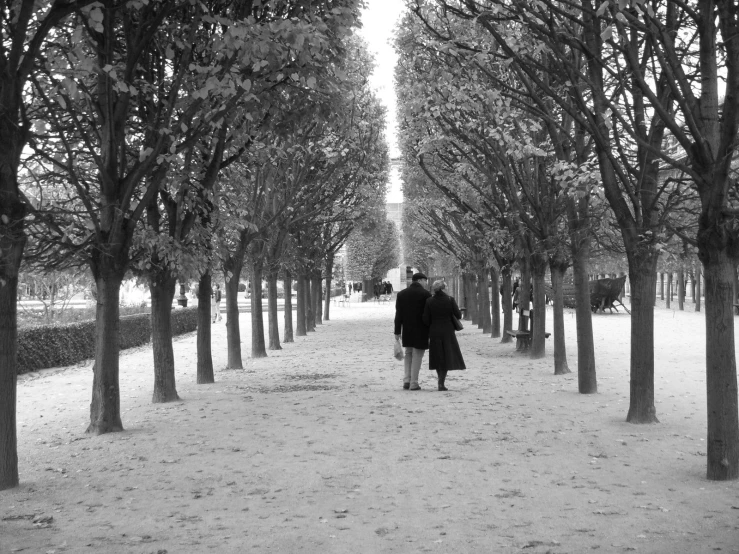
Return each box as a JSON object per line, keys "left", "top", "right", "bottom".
{"left": 0, "top": 0, "right": 389, "bottom": 490}
{"left": 394, "top": 0, "right": 738, "bottom": 481}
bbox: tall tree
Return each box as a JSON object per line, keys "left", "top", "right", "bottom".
{"left": 0, "top": 0, "right": 100, "bottom": 491}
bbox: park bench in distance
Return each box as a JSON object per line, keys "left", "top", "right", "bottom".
{"left": 505, "top": 309, "right": 550, "bottom": 351}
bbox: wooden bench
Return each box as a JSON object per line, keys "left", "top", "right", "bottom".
{"left": 505, "top": 309, "right": 550, "bottom": 351}
{"left": 333, "top": 294, "right": 350, "bottom": 306}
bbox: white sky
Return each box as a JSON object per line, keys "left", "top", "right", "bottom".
{"left": 358, "top": 1, "right": 406, "bottom": 203}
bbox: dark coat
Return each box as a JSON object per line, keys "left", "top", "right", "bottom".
{"left": 422, "top": 292, "right": 466, "bottom": 370}
{"left": 394, "top": 282, "right": 432, "bottom": 349}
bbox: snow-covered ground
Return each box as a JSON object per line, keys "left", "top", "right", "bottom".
{"left": 1, "top": 298, "right": 737, "bottom": 553}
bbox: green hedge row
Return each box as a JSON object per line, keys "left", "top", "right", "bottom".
{"left": 17, "top": 307, "right": 198, "bottom": 375}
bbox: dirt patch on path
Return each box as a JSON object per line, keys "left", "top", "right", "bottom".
{"left": 1, "top": 302, "right": 738, "bottom": 553}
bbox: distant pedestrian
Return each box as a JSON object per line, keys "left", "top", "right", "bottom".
{"left": 423, "top": 280, "right": 466, "bottom": 391}
{"left": 213, "top": 284, "right": 222, "bottom": 322}
{"left": 394, "top": 272, "right": 431, "bottom": 390}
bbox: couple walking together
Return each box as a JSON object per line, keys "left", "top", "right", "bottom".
{"left": 394, "top": 273, "right": 466, "bottom": 391}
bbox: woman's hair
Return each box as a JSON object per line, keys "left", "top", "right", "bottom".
{"left": 431, "top": 280, "right": 446, "bottom": 293}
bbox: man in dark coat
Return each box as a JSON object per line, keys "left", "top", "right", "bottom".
{"left": 394, "top": 272, "right": 431, "bottom": 390}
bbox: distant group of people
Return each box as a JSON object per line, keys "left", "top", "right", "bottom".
{"left": 374, "top": 280, "right": 393, "bottom": 298}
{"left": 394, "top": 273, "right": 466, "bottom": 391}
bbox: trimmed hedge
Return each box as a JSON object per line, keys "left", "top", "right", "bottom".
{"left": 17, "top": 306, "right": 198, "bottom": 375}
{"left": 170, "top": 306, "right": 198, "bottom": 336}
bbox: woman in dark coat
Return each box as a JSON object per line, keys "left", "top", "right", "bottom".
{"left": 422, "top": 280, "right": 466, "bottom": 391}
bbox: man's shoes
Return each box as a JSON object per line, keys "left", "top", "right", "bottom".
{"left": 409, "top": 384, "right": 421, "bottom": 391}
{"left": 438, "top": 385, "right": 448, "bottom": 391}
{"left": 403, "top": 383, "right": 410, "bottom": 390}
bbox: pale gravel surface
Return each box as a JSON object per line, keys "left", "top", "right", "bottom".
{"left": 1, "top": 297, "right": 738, "bottom": 554}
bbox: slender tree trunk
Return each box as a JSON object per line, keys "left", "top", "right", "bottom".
{"left": 0, "top": 223, "right": 23, "bottom": 489}
{"left": 295, "top": 271, "right": 307, "bottom": 337}
{"left": 666, "top": 272, "right": 672, "bottom": 309}
{"left": 312, "top": 272, "right": 322, "bottom": 325}
{"left": 700, "top": 246, "right": 739, "bottom": 480}
{"left": 678, "top": 269, "right": 685, "bottom": 310}
{"left": 519, "top": 259, "right": 531, "bottom": 332}
{"left": 305, "top": 273, "right": 315, "bottom": 332}
{"left": 462, "top": 273, "right": 473, "bottom": 321}
{"left": 550, "top": 264, "right": 571, "bottom": 375}
{"left": 196, "top": 271, "right": 214, "bottom": 384}
{"left": 251, "top": 259, "right": 267, "bottom": 358}
{"left": 490, "top": 267, "right": 500, "bottom": 338}
{"left": 149, "top": 273, "right": 179, "bottom": 403}
{"left": 475, "top": 271, "right": 483, "bottom": 329}
{"left": 660, "top": 272, "right": 664, "bottom": 300}
{"left": 572, "top": 234, "right": 596, "bottom": 393}
{"left": 362, "top": 278, "right": 373, "bottom": 302}
{"left": 324, "top": 254, "right": 334, "bottom": 321}
{"left": 696, "top": 268, "right": 702, "bottom": 312}
{"left": 267, "top": 270, "right": 281, "bottom": 350}
{"left": 500, "top": 267, "right": 512, "bottom": 343}
{"left": 284, "top": 271, "right": 294, "bottom": 342}
{"left": 467, "top": 273, "right": 479, "bottom": 325}
{"left": 479, "top": 269, "right": 491, "bottom": 333}
{"left": 625, "top": 253, "right": 659, "bottom": 424}
{"left": 529, "top": 254, "right": 547, "bottom": 359}
{"left": 224, "top": 271, "right": 243, "bottom": 369}
{"left": 87, "top": 271, "right": 125, "bottom": 435}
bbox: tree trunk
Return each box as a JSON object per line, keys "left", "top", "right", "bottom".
{"left": 250, "top": 259, "right": 267, "bottom": 358}
{"left": 572, "top": 234, "right": 597, "bottom": 393}
{"left": 87, "top": 271, "right": 125, "bottom": 435}
{"left": 489, "top": 267, "right": 500, "bottom": 338}
{"left": 149, "top": 272, "right": 179, "bottom": 403}
{"left": 660, "top": 272, "right": 664, "bottom": 300}
{"left": 678, "top": 269, "right": 685, "bottom": 310}
{"left": 312, "top": 272, "right": 322, "bottom": 325}
{"left": 625, "top": 254, "right": 659, "bottom": 424}
{"left": 479, "top": 269, "right": 491, "bottom": 333}
{"left": 462, "top": 273, "right": 473, "bottom": 321}
{"left": 284, "top": 271, "right": 294, "bottom": 342}
{"left": 305, "top": 273, "right": 315, "bottom": 332}
{"left": 0, "top": 119, "right": 27, "bottom": 489}
{"left": 550, "top": 264, "right": 571, "bottom": 375}
{"left": 324, "top": 254, "right": 334, "bottom": 321}
{"left": 467, "top": 273, "right": 479, "bottom": 325}
{"left": 267, "top": 270, "right": 281, "bottom": 350}
{"left": 690, "top": 271, "right": 696, "bottom": 302}
{"left": 224, "top": 270, "right": 243, "bottom": 369}
{"left": 529, "top": 254, "right": 547, "bottom": 359}
{"left": 500, "top": 266, "right": 512, "bottom": 343}
{"left": 0, "top": 222, "right": 23, "bottom": 489}
{"left": 295, "top": 272, "right": 307, "bottom": 337}
{"left": 700, "top": 246, "right": 739, "bottom": 480}
{"left": 519, "top": 260, "right": 531, "bottom": 331}
{"left": 666, "top": 272, "right": 672, "bottom": 309}
{"left": 196, "top": 271, "right": 214, "bottom": 384}
{"left": 362, "top": 278, "right": 373, "bottom": 302}
{"left": 696, "top": 268, "right": 702, "bottom": 312}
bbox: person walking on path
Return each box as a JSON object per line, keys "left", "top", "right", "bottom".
{"left": 213, "top": 284, "right": 222, "bottom": 323}
{"left": 394, "top": 272, "right": 431, "bottom": 390}
{"left": 423, "top": 280, "right": 466, "bottom": 391}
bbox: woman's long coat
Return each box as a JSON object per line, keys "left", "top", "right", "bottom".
{"left": 422, "top": 292, "right": 466, "bottom": 371}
